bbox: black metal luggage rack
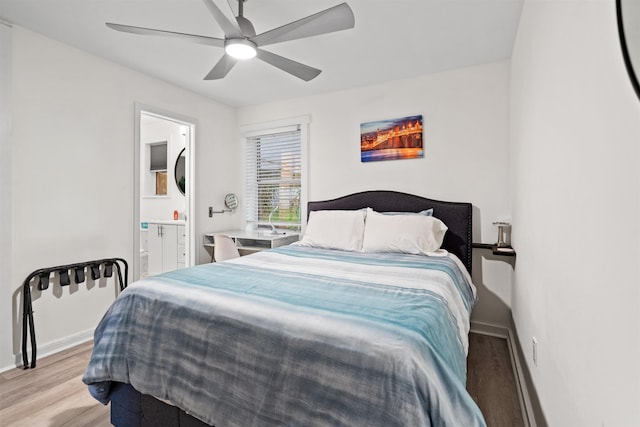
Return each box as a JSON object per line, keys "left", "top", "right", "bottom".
{"left": 21, "top": 257, "right": 128, "bottom": 369}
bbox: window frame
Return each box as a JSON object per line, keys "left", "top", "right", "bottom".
{"left": 240, "top": 116, "right": 309, "bottom": 232}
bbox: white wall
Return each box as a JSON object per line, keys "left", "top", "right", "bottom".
{"left": 238, "top": 61, "right": 514, "bottom": 327}
{"left": 0, "top": 21, "right": 13, "bottom": 371}
{"left": 1, "top": 26, "right": 239, "bottom": 371}
{"left": 510, "top": 0, "right": 640, "bottom": 425}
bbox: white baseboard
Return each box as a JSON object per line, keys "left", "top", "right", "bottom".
{"left": 0, "top": 328, "right": 94, "bottom": 373}
{"left": 0, "top": 363, "right": 15, "bottom": 374}
{"left": 505, "top": 327, "right": 535, "bottom": 427}
{"left": 471, "top": 320, "right": 535, "bottom": 427}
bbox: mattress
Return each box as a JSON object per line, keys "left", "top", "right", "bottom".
{"left": 83, "top": 245, "right": 486, "bottom": 427}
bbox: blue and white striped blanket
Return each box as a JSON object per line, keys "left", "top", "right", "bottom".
{"left": 83, "top": 246, "right": 486, "bottom": 427}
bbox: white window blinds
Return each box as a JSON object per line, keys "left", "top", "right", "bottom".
{"left": 245, "top": 127, "right": 302, "bottom": 230}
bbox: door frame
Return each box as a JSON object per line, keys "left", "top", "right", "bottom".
{"left": 133, "top": 103, "right": 197, "bottom": 280}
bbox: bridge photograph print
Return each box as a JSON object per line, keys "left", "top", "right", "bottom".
{"left": 360, "top": 115, "right": 424, "bottom": 162}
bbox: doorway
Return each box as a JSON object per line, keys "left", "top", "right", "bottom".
{"left": 133, "top": 104, "right": 196, "bottom": 280}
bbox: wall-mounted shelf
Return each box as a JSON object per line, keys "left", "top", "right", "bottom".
{"left": 472, "top": 243, "right": 516, "bottom": 257}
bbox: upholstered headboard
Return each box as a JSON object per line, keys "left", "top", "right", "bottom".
{"left": 307, "top": 190, "right": 473, "bottom": 274}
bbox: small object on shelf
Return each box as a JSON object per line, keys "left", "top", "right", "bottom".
{"left": 493, "top": 221, "right": 511, "bottom": 247}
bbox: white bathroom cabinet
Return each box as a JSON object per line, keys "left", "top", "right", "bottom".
{"left": 148, "top": 222, "right": 186, "bottom": 276}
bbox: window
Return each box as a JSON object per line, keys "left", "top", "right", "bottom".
{"left": 243, "top": 117, "right": 308, "bottom": 232}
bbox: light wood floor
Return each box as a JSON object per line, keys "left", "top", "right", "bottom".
{"left": 0, "top": 342, "right": 109, "bottom": 427}
{"left": 0, "top": 333, "right": 524, "bottom": 426}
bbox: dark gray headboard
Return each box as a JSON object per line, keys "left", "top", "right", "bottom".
{"left": 307, "top": 190, "right": 472, "bottom": 274}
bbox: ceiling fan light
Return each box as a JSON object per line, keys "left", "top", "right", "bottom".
{"left": 225, "top": 39, "right": 257, "bottom": 60}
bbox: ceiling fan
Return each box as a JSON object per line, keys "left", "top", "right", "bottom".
{"left": 106, "top": 0, "right": 355, "bottom": 81}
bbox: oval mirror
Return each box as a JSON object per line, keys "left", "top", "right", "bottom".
{"left": 618, "top": 0, "right": 640, "bottom": 100}
{"left": 174, "top": 148, "right": 186, "bottom": 195}
{"left": 224, "top": 193, "right": 238, "bottom": 211}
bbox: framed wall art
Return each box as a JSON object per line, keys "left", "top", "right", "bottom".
{"left": 360, "top": 115, "right": 423, "bottom": 162}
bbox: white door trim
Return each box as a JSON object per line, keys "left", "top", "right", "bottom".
{"left": 134, "top": 103, "right": 197, "bottom": 280}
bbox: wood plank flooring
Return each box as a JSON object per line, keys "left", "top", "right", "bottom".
{"left": 0, "top": 342, "right": 109, "bottom": 427}
{"left": 0, "top": 333, "right": 524, "bottom": 426}
{"left": 467, "top": 333, "right": 526, "bottom": 427}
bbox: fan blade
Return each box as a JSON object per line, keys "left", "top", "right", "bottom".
{"left": 201, "top": 0, "right": 243, "bottom": 38}
{"left": 106, "top": 23, "right": 224, "bottom": 47}
{"left": 251, "top": 3, "right": 355, "bottom": 47}
{"left": 204, "top": 54, "right": 238, "bottom": 80}
{"left": 256, "top": 49, "right": 321, "bottom": 81}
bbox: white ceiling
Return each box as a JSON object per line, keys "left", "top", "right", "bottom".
{"left": 0, "top": 0, "right": 523, "bottom": 108}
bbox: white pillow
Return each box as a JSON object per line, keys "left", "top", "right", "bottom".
{"left": 297, "top": 210, "right": 366, "bottom": 251}
{"left": 362, "top": 208, "right": 448, "bottom": 255}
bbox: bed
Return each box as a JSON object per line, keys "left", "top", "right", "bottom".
{"left": 83, "top": 190, "right": 485, "bottom": 427}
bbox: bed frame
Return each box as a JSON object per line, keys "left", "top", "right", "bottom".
{"left": 108, "top": 190, "right": 473, "bottom": 426}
